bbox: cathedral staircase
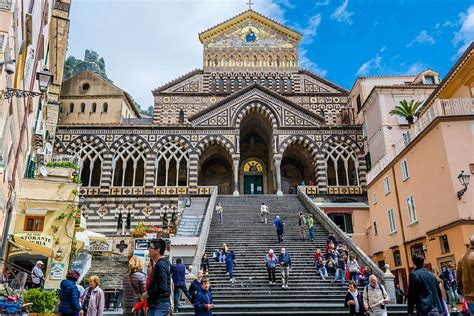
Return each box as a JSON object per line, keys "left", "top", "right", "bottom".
{"left": 177, "top": 194, "right": 406, "bottom": 315}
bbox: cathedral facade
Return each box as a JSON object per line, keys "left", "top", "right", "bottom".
{"left": 55, "top": 10, "right": 366, "bottom": 235}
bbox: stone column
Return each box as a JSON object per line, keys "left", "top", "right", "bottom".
{"left": 100, "top": 152, "right": 113, "bottom": 194}
{"left": 144, "top": 152, "right": 155, "bottom": 194}
{"left": 274, "top": 157, "right": 283, "bottom": 196}
{"left": 383, "top": 264, "right": 396, "bottom": 304}
{"left": 188, "top": 153, "right": 199, "bottom": 194}
{"left": 232, "top": 155, "right": 240, "bottom": 196}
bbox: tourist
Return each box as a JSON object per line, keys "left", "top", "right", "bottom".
{"left": 31, "top": 260, "right": 44, "bottom": 289}
{"left": 58, "top": 270, "right": 82, "bottom": 316}
{"left": 313, "top": 248, "right": 322, "bottom": 262}
{"left": 122, "top": 256, "right": 147, "bottom": 316}
{"left": 200, "top": 254, "right": 210, "bottom": 275}
{"left": 142, "top": 238, "right": 171, "bottom": 316}
{"left": 278, "top": 248, "right": 292, "bottom": 289}
{"left": 407, "top": 253, "right": 443, "bottom": 315}
{"left": 189, "top": 270, "right": 204, "bottom": 304}
{"left": 332, "top": 254, "right": 346, "bottom": 284}
{"left": 440, "top": 262, "right": 459, "bottom": 312}
{"left": 185, "top": 265, "right": 195, "bottom": 289}
{"left": 264, "top": 249, "right": 278, "bottom": 285}
{"left": 274, "top": 215, "right": 284, "bottom": 243}
{"left": 226, "top": 250, "right": 236, "bottom": 285}
{"left": 307, "top": 214, "right": 315, "bottom": 241}
{"left": 132, "top": 259, "right": 155, "bottom": 314}
{"left": 457, "top": 235, "right": 474, "bottom": 314}
{"left": 260, "top": 202, "right": 269, "bottom": 224}
{"left": 193, "top": 277, "right": 214, "bottom": 316}
{"left": 348, "top": 255, "right": 361, "bottom": 284}
{"left": 298, "top": 212, "right": 306, "bottom": 239}
{"left": 395, "top": 284, "right": 405, "bottom": 304}
{"left": 82, "top": 275, "right": 105, "bottom": 316}
{"left": 363, "top": 275, "right": 389, "bottom": 316}
{"left": 345, "top": 280, "right": 364, "bottom": 316}
{"left": 327, "top": 232, "right": 337, "bottom": 245}
{"left": 325, "top": 241, "right": 336, "bottom": 260}
{"left": 215, "top": 203, "right": 223, "bottom": 224}
{"left": 315, "top": 258, "right": 328, "bottom": 280}
{"left": 326, "top": 257, "right": 336, "bottom": 275}
{"left": 171, "top": 258, "right": 193, "bottom": 313}
{"left": 217, "top": 248, "right": 226, "bottom": 263}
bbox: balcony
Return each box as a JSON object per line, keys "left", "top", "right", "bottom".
{"left": 367, "top": 98, "right": 474, "bottom": 183}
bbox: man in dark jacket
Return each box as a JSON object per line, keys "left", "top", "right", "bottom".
{"left": 189, "top": 270, "right": 204, "bottom": 303}
{"left": 143, "top": 238, "right": 171, "bottom": 316}
{"left": 278, "top": 248, "right": 292, "bottom": 288}
{"left": 407, "top": 253, "right": 443, "bottom": 316}
{"left": 171, "top": 257, "right": 192, "bottom": 312}
{"left": 194, "top": 277, "right": 215, "bottom": 316}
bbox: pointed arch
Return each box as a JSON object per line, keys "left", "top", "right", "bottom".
{"left": 195, "top": 135, "right": 236, "bottom": 157}
{"left": 233, "top": 101, "right": 279, "bottom": 129}
{"left": 323, "top": 138, "right": 361, "bottom": 187}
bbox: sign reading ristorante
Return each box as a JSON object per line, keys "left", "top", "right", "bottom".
{"left": 15, "top": 232, "right": 54, "bottom": 248}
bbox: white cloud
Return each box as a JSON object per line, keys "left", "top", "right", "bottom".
{"left": 299, "top": 48, "right": 328, "bottom": 77}
{"left": 356, "top": 54, "right": 382, "bottom": 76}
{"left": 404, "top": 62, "right": 425, "bottom": 75}
{"left": 316, "top": 0, "right": 330, "bottom": 6}
{"left": 406, "top": 30, "right": 436, "bottom": 47}
{"left": 452, "top": 5, "right": 474, "bottom": 58}
{"left": 379, "top": 46, "right": 386, "bottom": 53}
{"left": 331, "top": 0, "right": 353, "bottom": 25}
{"left": 298, "top": 14, "right": 322, "bottom": 44}
{"left": 68, "top": 0, "right": 287, "bottom": 108}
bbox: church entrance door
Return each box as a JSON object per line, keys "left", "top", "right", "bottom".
{"left": 244, "top": 175, "right": 263, "bottom": 194}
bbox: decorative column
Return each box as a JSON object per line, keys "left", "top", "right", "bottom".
{"left": 100, "top": 152, "right": 113, "bottom": 194}
{"left": 188, "top": 153, "right": 199, "bottom": 194}
{"left": 232, "top": 155, "right": 240, "bottom": 196}
{"left": 274, "top": 156, "right": 283, "bottom": 196}
{"left": 144, "top": 152, "right": 155, "bottom": 194}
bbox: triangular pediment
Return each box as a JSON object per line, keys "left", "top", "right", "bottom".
{"left": 299, "top": 70, "right": 349, "bottom": 94}
{"left": 189, "top": 84, "right": 324, "bottom": 128}
{"left": 199, "top": 10, "right": 301, "bottom": 47}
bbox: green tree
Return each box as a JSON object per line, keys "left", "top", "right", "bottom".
{"left": 389, "top": 99, "right": 422, "bottom": 125}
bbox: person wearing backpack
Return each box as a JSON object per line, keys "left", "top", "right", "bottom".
{"left": 273, "top": 216, "right": 284, "bottom": 243}
{"left": 298, "top": 212, "right": 306, "bottom": 239}
{"left": 363, "top": 275, "right": 389, "bottom": 316}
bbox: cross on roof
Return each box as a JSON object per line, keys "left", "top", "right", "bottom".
{"left": 246, "top": 0, "right": 254, "bottom": 10}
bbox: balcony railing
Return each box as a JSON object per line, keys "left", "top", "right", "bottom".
{"left": 367, "top": 98, "right": 474, "bottom": 183}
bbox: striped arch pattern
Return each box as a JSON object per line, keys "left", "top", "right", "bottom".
{"left": 233, "top": 102, "right": 279, "bottom": 129}
{"left": 318, "top": 135, "right": 366, "bottom": 193}
{"left": 53, "top": 136, "right": 66, "bottom": 154}
{"left": 65, "top": 135, "right": 108, "bottom": 155}
{"left": 106, "top": 135, "right": 152, "bottom": 193}
{"left": 153, "top": 136, "right": 193, "bottom": 192}
{"left": 278, "top": 135, "right": 319, "bottom": 183}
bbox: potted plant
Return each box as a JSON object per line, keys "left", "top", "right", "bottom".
{"left": 23, "top": 288, "right": 58, "bottom": 315}
{"left": 132, "top": 222, "right": 150, "bottom": 238}
{"left": 389, "top": 99, "right": 423, "bottom": 125}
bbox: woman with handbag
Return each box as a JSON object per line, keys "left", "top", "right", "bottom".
{"left": 122, "top": 256, "right": 146, "bottom": 316}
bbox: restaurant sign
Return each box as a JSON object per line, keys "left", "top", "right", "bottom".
{"left": 15, "top": 232, "right": 54, "bottom": 248}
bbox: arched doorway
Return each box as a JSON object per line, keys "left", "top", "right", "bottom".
{"left": 239, "top": 110, "right": 275, "bottom": 194}
{"left": 281, "top": 143, "right": 316, "bottom": 194}
{"left": 198, "top": 143, "right": 233, "bottom": 194}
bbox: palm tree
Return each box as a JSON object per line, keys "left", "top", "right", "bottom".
{"left": 389, "top": 99, "right": 423, "bottom": 125}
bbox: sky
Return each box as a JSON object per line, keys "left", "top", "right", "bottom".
{"left": 68, "top": 0, "right": 474, "bottom": 108}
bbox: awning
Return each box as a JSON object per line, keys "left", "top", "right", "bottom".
{"left": 11, "top": 236, "right": 53, "bottom": 258}
{"left": 76, "top": 230, "right": 107, "bottom": 242}
{"left": 324, "top": 209, "right": 353, "bottom": 214}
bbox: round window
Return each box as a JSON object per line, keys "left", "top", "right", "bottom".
{"left": 82, "top": 82, "right": 90, "bottom": 91}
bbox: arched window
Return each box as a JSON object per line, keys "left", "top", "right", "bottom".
{"left": 112, "top": 141, "right": 146, "bottom": 187}
{"left": 178, "top": 109, "right": 185, "bottom": 124}
{"left": 91, "top": 103, "right": 97, "bottom": 113}
{"left": 102, "top": 102, "right": 108, "bottom": 113}
{"left": 155, "top": 142, "right": 189, "bottom": 186}
{"left": 69, "top": 103, "right": 74, "bottom": 113}
{"left": 75, "top": 141, "right": 104, "bottom": 187}
{"left": 80, "top": 103, "right": 85, "bottom": 113}
{"left": 325, "top": 142, "right": 360, "bottom": 187}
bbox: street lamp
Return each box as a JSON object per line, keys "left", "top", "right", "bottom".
{"left": 2, "top": 67, "right": 53, "bottom": 99}
{"left": 36, "top": 67, "right": 53, "bottom": 93}
{"left": 457, "top": 170, "right": 471, "bottom": 200}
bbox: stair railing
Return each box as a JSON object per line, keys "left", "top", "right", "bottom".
{"left": 192, "top": 186, "right": 218, "bottom": 269}
{"left": 297, "top": 186, "right": 396, "bottom": 302}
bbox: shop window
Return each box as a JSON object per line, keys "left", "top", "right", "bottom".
{"left": 24, "top": 216, "right": 45, "bottom": 232}
{"left": 393, "top": 250, "right": 402, "bottom": 267}
{"left": 440, "top": 235, "right": 450, "bottom": 254}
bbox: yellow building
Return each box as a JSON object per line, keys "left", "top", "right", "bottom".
{"left": 366, "top": 43, "right": 474, "bottom": 292}
{"left": 8, "top": 167, "right": 80, "bottom": 289}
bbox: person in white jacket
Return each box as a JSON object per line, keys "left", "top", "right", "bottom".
{"left": 363, "top": 275, "right": 389, "bottom": 316}
{"left": 260, "top": 202, "right": 269, "bottom": 224}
